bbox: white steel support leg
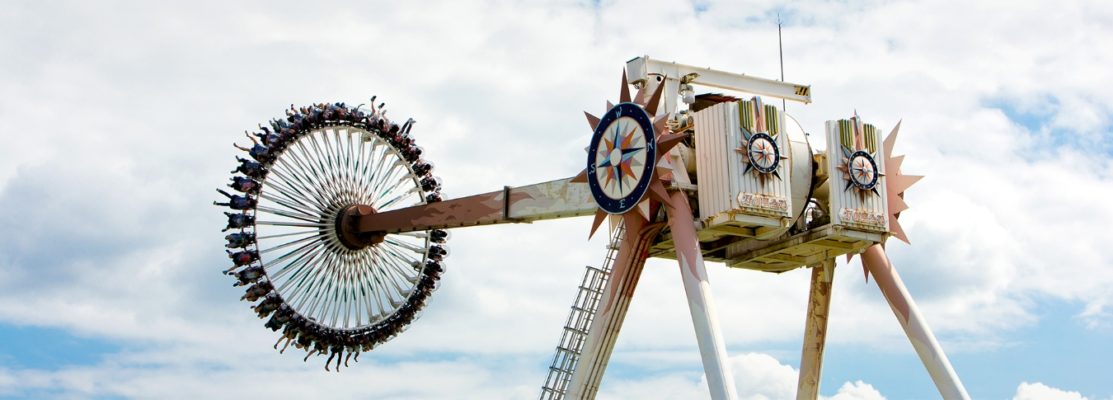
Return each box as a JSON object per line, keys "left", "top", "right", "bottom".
{"left": 860, "top": 245, "right": 971, "bottom": 400}
{"left": 796, "top": 260, "right": 835, "bottom": 400}
{"left": 665, "top": 191, "right": 739, "bottom": 400}
{"left": 567, "top": 213, "right": 659, "bottom": 399}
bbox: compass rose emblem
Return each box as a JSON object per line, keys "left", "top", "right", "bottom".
{"left": 587, "top": 103, "right": 656, "bottom": 214}
{"left": 737, "top": 130, "right": 786, "bottom": 184}
{"left": 838, "top": 112, "right": 885, "bottom": 197}
{"left": 847, "top": 150, "right": 879, "bottom": 191}
{"left": 571, "top": 71, "right": 689, "bottom": 239}
{"left": 746, "top": 133, "right": 779, "bottom": 173}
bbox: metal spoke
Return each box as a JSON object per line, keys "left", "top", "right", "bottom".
{"left": 265, "top": 166, "right": 331, "bottom": 213}
{"left": 258, "top": 189, "right": 322, "bottom": 219}
{"left": 271, "top": 144, "right": 334, "bottom": 210}
{"left": 257, "top": 220, "right": 329, "bottom": 228}
{"left": 265, "top": 235, "right": 330, "bottom": 286}
{"left": 256, "top": 230, "right": 318, "bottom": 240}
{"left": 256, "top": 205, "right": 322, "bottom": 223}
{"left": 259, "top": 233, "right": 324, "bottom": 255}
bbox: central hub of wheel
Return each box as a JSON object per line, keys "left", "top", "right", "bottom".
{"left": 335, "top": 204, "right": 386, "bottom": 250}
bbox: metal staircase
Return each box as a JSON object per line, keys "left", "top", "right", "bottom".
{"left": 539, "top": 223, "right": 625, "bottom": 399}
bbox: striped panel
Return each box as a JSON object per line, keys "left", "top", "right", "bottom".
{"left": 695, "top": 101, "right": 731, "bottom": 220}
{"left": 826, "top": 120, "right": 889, "bottom": 233}
{"left": 695, "top": 100, "right": 792, "bottom": 225}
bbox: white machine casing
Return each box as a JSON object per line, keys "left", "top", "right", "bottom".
{"left": 694, "top": 98, "right": 811, "bottom": 239}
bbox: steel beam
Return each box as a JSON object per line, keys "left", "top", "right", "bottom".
{"left": 666, "top": 191, "right": 739, "bottom": 400}
{"left": 626, "top": 56, "right": 812, "bottom": 104}
{"left": 796, "top": 259, "right": 835, "bottom": 400}
{"left": 356, "top": 177, "right": 595, "bottom": 234}
{"left": 860, "top": 245, "right": 970, "bottom": 400}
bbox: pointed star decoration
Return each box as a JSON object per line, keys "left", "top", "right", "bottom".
{"left": 881, "top": 120, "right": 923, "bottom": 246}
{"left": 847, "top": 117, "right": 923, "bottom": 282}
{"left": 572, "top": 71, "right": 687, "bottom": 239}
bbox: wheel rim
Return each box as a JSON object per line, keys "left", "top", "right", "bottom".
{"left": 216, "top": 101, "right": 447, "bottom": 370}
{"left": 259, "top": 125, "right": 427, "bottom": 330}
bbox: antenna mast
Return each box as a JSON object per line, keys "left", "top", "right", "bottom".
{"left": 778, "top": 14, "right": 787, "bottom": 112}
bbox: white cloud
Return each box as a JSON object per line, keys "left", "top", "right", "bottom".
{"left": 826, "top": 381, "right": 885, "bottom": 400}
{"left": 599, "top": 352, "right": 885, "bottom": 400}
{"left": 1014, "top": 382, "right": 1089, "bottom": 400}
{"left": 730, "top": 353, "right": 799, "bottom": 400}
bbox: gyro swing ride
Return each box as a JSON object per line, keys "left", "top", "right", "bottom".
{"left": 214, "top": 56, "right": 970, "bottom": 399}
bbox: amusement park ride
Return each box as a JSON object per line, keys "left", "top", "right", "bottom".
{"left": 215, "top": 56, "right": 970, "bottom": 399}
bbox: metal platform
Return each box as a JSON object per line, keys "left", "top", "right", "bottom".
{"left": 649, "top": 222, "right": 884, "bottom": 273}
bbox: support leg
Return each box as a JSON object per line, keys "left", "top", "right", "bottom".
{"left": 861, "top": 245, "right": 970, "bottom": 400}
{"left": 665, "top": 192, "right": 739, "bottom": 400}
{"left": 567, "top": 213, "right": 661, "bottom": 399}
{"left": 796, "top": 260, "right": 835, "bottom": 400}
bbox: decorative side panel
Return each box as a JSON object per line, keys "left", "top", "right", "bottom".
{"left": 825, "top": 118, "right": 889, "bottom": 233}
{"left": 695, "top": 101, "right": 730, "bottom": 221}
{"left": 694, "top": 98, "right": 793, "bottom": 228}
{"left": 730, "top": 99, "right": 792, "bottom": 220}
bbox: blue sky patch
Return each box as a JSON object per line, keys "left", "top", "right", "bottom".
{"left": 820, "top": 298, "right": 1109, "bottom": 399}
{"left": 986, "top": 97, "right": 1057, "bottom": 133}
{"left": 0, "top": 323, "right": 121, "bottom": 370}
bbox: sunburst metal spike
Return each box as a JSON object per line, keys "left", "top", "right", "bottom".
{"left": 889, "top": 216, "right": 911, "bottom": 244}
{"left": 585, "top": 111, "right": 600, "bottom": 131}
{"left": 588, "top": 209, "right": 608, "bottom": 239}
{"left": 883, "top": 119, "right": 902, "bottom": 159}
{"left": 571, "top": 168, "right": 589, "bottom": 183}
{"left": 656, "top": 132, "right": 688, "bottom": 156}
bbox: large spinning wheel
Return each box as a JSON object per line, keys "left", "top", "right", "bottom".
{"left": 216, "top": 100, "right": 448, "bottom": 370}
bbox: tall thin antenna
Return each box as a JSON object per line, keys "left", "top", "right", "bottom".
{"left": 778, "top": 14, "right": 786, "bottom": 112}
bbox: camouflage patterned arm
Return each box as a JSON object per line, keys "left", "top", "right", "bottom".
{"left": 356, "top": 177, "right": 596, "bottom": 234}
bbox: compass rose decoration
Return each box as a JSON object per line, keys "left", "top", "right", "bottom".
{"left": 587, "top": 102, "right": 655, "bottom": 214}
{"left": 572, "top": 72, "right": 688, "bottom": 238}
{"left": 838, "top": 112, "right": 884, "bottom": 198}
{"left": 735, "top": 98, "right": 787, "bottom": 186}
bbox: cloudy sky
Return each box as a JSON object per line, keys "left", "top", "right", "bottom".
{"left": 1, "top": 1, "right": 1111, "bottom": 399}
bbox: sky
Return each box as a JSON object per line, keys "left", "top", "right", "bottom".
{"left": 1, "top": 0, "right": 1111, "bottom": 399}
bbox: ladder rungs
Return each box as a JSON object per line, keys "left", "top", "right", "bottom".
{"left": 577, "top": 285, "right": 604, "bottom": 294}
{"left": 563, "top": 326, "right": 588, "bottom": 335}
{"left": 539, "top": 223, "right": 625, "bottom": 400}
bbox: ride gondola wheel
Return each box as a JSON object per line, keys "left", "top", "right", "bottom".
{"left": 216, "top": 101, "right": 448, "bottom": 370}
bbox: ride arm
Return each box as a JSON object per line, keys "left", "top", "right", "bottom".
{"left": 356, "top": 177, "right": 596, "bottom": 234}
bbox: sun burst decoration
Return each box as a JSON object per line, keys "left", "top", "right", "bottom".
{"left": 849, "top": 116, "right": 923, "bottom": 281}
{"left": 572, "top": 71, "right": 688, "bottom": 238}
{"left": 879, "top": 120, "right": 922, "bottom": 245}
